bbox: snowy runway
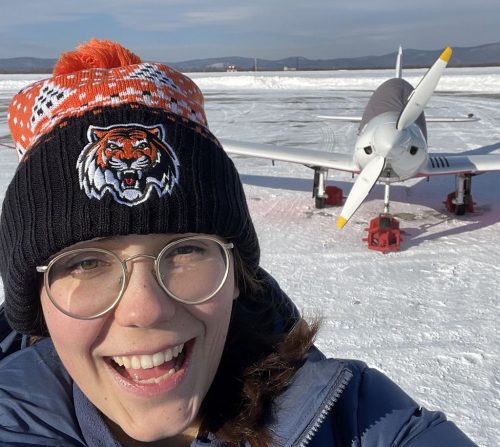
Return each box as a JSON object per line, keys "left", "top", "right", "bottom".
{"left": 1, "top": 68, "right": 499, "bottom": 444}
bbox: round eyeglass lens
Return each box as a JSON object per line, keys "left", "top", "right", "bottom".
{"left": 157, "top": 237, "right": 229, "bottom": 303}
{"left": 46, "top": 249, "right": 126, "bottom": 318}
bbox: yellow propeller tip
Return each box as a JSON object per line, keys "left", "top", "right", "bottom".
{"left": 440, "top": 47, "right": 453, "bottom": 62}
{"left": 336, "top": 216, "right": 347, "bottom": 229}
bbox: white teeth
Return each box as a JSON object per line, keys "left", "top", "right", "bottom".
{"left": 164, "top": 348, "right": 173, "bottom": 362}
{"left": 174, "top": 344, "right": 184, "bottom": 358}
{"left": 122, "top": 357, "right": 131, "bottom": 369}
{"left": 139, "top": 355, "right": 154, "bottom": 369}
{"left": 135, "top": 368, "right": 177, "bottom": 384}
{"left": 131, "top": 356, "right": 141, "bottom": 369}
{"left": 114, "top": 357, "right": 124, "bottom": 367}
{"left": 112, "top": 343, "right": 184, "bottom": 370}
{"left": 152, "top": 351, "right": 165, "bottom": 367}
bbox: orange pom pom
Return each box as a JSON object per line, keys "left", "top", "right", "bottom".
{"left": 53, "top": 38, "right": 142, "bottom": 75}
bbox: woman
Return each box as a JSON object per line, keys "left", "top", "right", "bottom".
{"left": 0, "top": 39, "right": 476, "bottom": 446}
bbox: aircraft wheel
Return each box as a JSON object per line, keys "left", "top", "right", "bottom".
{"left": 315, "top": 196, "right": 325, "bottom": 209}
{"left": 455, "top": 204, "right": 466, "bottom": 215}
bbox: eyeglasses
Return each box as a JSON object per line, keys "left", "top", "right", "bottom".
{"left": 36, "top": 236, "right": 234, "bottom": 320}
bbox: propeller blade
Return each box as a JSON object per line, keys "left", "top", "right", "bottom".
{"left": 397, "top": 47, "right": 452, "bottom": 130}
{"left": 337, "top": 155, "right": 385, "bottom": 229}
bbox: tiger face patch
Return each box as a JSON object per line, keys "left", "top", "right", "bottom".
{"left": 77, "top": 123, "right": 180, "bottom": 206}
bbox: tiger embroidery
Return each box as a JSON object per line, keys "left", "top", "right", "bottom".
{"left": 77, "top": 124, "right": 179, "bottom": 206}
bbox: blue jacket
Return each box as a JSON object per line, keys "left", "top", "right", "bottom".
{"left": 0, "top": 335, "right": 476, "bottom": 446}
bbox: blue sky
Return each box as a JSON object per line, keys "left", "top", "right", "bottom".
{"left": 1, "top": 0, "right": 499, "bottom": 62}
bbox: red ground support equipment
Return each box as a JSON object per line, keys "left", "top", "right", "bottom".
{"left": 363, "top": 213, "right": 401, "bottom": 252}
{"left": 324, "top": 186, "right": 343, "bottom": 206}
{"left": 444, "top": 192, "right": 475, "bottom": 214}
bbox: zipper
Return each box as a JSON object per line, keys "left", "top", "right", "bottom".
{"left": 293, "top": 367, "right": 353, "bottom": 447}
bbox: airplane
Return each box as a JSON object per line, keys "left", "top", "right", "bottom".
{"left": 221, "top": 46, "right": 500, "bottom": 251}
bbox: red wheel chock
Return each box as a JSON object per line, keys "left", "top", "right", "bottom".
{"left": 444, "top": 192, "right": 475, "bottom": 213}
{"left": 363, "top": 214, "right": 401, "bottom": 252}
{"left": 325, "top": 186, "right": 343, "bottom": 206}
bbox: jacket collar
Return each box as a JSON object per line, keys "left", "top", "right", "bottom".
{"left": 267, "top": 348, "right": 353, "bottom": 447}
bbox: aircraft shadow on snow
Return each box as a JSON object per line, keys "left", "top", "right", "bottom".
{"left": 238, "top": 145, "right": 500, "bottom": 250}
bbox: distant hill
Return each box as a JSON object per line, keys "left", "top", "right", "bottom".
{"left": 1, "top": 42, "right": 499, "bottom": 74}
{"left": 169, "top": 42, "right": 500, "bottom": 72}
{"left": 0, "top": 57, "right": 56, "bottom": 74}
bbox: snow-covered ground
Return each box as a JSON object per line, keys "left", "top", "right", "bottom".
{"left": 1, "top": 68, "right": 499, "bottom": 445}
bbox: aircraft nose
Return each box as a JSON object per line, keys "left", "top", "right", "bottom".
{"left": 372, "top": 124, "right": 407, "bottom": 159}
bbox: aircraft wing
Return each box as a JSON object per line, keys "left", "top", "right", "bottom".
{"left": 220, "top": 139, "right": 358, "bottom": 172}
{"left": 316, "top": 115, "right": 362, "bottom": 123}
{"left": 418, "top": 154, "right": 500, "bottom": 176}
{"left": 316, "top": 115, "right": 479, "bottom": 123}
{"left": 426, "top": 116, "right": 480, "bottom": 123}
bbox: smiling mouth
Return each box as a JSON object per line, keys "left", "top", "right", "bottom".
{"left": 109, "top": 342, "right": 188, "bottom": 385}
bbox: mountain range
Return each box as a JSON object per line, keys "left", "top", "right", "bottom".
{"left": 1, "top": 42, "right": 499, "bottom": 74}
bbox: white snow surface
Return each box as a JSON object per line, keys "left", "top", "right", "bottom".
{"left": 0, "top": 69, "right": 499, "bottom": 445}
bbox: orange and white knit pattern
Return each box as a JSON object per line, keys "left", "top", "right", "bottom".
{"left": 8, "top": 40, "right": 207, "bottom": 160}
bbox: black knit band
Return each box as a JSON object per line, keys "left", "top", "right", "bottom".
{"left": 0, "top": 105, "right": 259, "bottom": 335}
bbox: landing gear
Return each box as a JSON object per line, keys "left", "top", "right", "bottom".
{"left": 363, "top": 182, "right": 401, "bottom": 252}
{"left": 444, "top": 174, "right": 474, "bottom": 215}
{"left": 313, "top": 168, "right": 343, "bottom": 208}
{"left": 313, "top": 168, "right": 327, "bottom": 209}
{"left": 315, "top": 196, "right": 326, "bottom": 209}
{"left": 454, "top": 203, "right": 466, "bottom": 216}
{"left": 382, "top": 182, "right": 391, "bottom": 214}
{"left": 364, "top": 213, "right": 401, "bottom": 252}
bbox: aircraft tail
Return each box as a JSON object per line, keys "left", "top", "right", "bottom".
{"left": 395, "top": 45, "right": 403, "bottom": 78}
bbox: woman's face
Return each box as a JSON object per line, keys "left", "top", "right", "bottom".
{"left": 40, "top": 233, "right": 239, "bottom": 443}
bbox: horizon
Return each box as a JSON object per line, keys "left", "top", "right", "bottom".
{"left": 0, "top": 41, "right": 498, "bottom": 67}
{"left": 1, "top": 1, "right": 500, "bottom": 62}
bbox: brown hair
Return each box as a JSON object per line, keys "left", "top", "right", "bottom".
{"left": 198, "top": 247, "right": 319, "bottom": 446}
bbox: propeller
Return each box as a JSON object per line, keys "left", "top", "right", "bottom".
{"left": 337, "top": 47, "right": 452, "bottom": 229}
{"left": 397, "top": 47, "right": 452, "bottom": 130}
{"left": 336, "top": 155, "right": 385, "bottom": 229}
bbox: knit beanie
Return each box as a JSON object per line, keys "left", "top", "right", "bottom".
{"left": 0, "top": 39, "right": 259, "bottom": 335}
